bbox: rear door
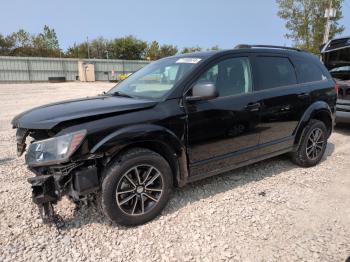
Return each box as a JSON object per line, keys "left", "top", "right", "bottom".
{"left": 251, "top": 54, "right": 311, "bottom": 155}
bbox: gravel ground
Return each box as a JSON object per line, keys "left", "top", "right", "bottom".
{"left": 0, "top": 82, "right": 349, "bottom": 262}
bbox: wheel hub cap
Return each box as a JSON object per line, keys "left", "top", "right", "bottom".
{"left": 136, "top": 186, "right": 144, "bottom": 194}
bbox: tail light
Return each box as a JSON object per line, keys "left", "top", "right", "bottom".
{"left": 335, "top": 83, "right": 340, "bottom": 95}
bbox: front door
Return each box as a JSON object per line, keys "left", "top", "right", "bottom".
{"left": 185, "top": 56, "right": 261, "bottom": 178}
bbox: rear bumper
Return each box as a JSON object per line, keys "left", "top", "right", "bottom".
{"left": 336, "top": 110, "right": 350, "bottom": 123}
{"left": 336, "top": 100, "right": 350, "bottom": 124}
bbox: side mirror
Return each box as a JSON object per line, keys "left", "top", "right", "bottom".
{"left": 186, "top": 82, "right": 218, "bottom": 102}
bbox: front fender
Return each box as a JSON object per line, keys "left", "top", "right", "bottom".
{"left": 293, "top": 101, "right": 334, "bottom": 147}
{"left": 91, "top": 124, "right": 185, "bottom": 155}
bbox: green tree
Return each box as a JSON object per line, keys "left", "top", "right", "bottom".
{"left": 32, "top": 25, "right": 61, "bottom": 57}
{"left": 5, "top": 26, "right": 62, "bottom": 57}
{"left": 109, "top": 35, "right": 147, "bottom": 60}
{"left": 145, "top": 41, "right": 160, "bottom": 60}
{"left": 159, "top": 44, "right": 178, "bottom": 58}
{"left": 11, "top": 29, "right": 34, "bottom": 56}
{"left": 145, "top": 42, "right": 178, "bottom": 60}
{"left": 276, "top": 0, "right": 344, "bottom": 54}
{"left": 0, "top": 34, "right": 15, "bottom": 56}
{"left": 208, "top": 45, "right": 220, "bottom": 51}
{"left": 65, "top": 42, "right": 89, "bottom": 58}
{"left": 89, "top": 37, "right": 110, "bottom": 59}
{"left": 181, "top": 46, "right": 202, "bottom": 54}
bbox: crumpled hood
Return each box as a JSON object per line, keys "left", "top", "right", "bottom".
{"left": 11, "top": 95, "right": 157, "bottom": 130}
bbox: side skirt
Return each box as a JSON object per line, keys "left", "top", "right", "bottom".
{"left": 186, "top": 137, "right": 294, "bottom": 184}
{"left": 187, "top": 147, "right": 292, "bottom": 183}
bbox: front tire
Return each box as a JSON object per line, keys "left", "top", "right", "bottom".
{"left": 101, "top": 148, "right": 173, "bottom": 226}
{"left": 291, "top": 119, "right": 328, "bottom": 167}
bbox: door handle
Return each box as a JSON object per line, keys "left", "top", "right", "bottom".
{"left": 281, "top": 104, "right": 291, "bottom": 111}
{"left": 298, "top": 93, "right": 309, "bottom": 99}
{"left": 245, "top": 102, "right": 261, "bottom": 112}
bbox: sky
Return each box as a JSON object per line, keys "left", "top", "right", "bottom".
{"left": 0, "top": 0, "right": 349, "bottom": 51}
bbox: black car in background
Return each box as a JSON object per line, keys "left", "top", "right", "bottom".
{"left": 12, "top": 45, "right": 337, "bottom": 226}
{"left": 321, "top": 36, "right": 350, "bottom": 123}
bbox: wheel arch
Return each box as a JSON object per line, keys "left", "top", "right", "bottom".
{"left": 92, "top": 124, "right": 188, "bottom": 187}
{"left": 294, "top": 101, "right": 334, "bottom": 148}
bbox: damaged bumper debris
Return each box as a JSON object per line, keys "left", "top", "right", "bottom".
{"left": 27, "top": 175, "right": 59, "bottom": 223}
{"left": 27, "top": 164, "right": 100, "bottom": 225}
{"left": 13, "top": 124, "right": 103, "bottom": 226}
{"left": 13, "top": 127, "right": 102, "bottom": 225}
{"left": 16, "top": 128, "right": 29, "bottom": 157}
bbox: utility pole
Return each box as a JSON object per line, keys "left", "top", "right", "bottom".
{"left": 87, "top": 36, "right": 90, "bottom": 59}
{"left": 323, "top": 0, "right": 336, "bottom": 44}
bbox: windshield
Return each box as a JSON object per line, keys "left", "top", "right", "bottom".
{"left": 108, "top": 57, "right": 202, "bottom": 99}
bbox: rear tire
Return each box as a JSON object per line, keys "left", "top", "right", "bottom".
{"left": 291, "top": 119, "right": 328, "bottom": 167}
{"left": 101, "top": 148, "right": 173, "bottom": 226}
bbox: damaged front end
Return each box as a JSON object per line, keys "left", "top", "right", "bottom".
{"left": 16, "top": 128, "right": 101, "bottom": 225}
{"left": 28, "top": 163, "right": 99, "bottom": 224}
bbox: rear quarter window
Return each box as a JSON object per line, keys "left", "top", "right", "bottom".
{"left": 254, "top": 56, "right": 297, "bottom": 91}
{"left": 294, "top": 58, "right": 327, "bottom": 83}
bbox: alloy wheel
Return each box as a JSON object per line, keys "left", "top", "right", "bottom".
{"left": 116, "top": 165, "right": 163, "bottom": 216}
{"left": 306, "top": 128, "right": 325, "bottom": 160}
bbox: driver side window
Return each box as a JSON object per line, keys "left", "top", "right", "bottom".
{"left": 195, "top": 57, "right": 252, "bottom": 97}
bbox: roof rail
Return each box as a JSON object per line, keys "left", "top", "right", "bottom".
{"left": 235, "top": 44, "right": 303, "bottom": 52}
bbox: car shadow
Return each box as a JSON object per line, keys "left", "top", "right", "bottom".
{"left": 322, "top": 142, "right": 335, "bottom": 161}
{"left": 0, "top": 157, "right": 14, "bottom": 165}
{"left": 61, "top": 207, "right": 112, "bottom": 230}
{"left": 59, "top": 143, "right": 335, "bottom": 230}
{"left": 163, "top": 148, "right": 334, "bottom": 216}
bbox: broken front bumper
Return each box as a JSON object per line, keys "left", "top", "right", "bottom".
{"left": 27, "top": 165, "right": 100, "bottom": 224}
{"left": 27, "top": 175, "right": 60, "bottom": 224}
{"left": 28, "top": 175, "right": 59, "bottom": 205}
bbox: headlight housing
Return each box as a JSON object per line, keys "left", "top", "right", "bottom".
{"left": 26, "top": 130, "right": 87, "bottom": 166}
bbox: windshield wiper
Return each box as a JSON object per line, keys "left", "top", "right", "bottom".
{"left": 109, "top": 91, "right": 134, "bottom": 98}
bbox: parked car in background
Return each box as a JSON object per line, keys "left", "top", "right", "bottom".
{"left": 321, "top": 36, "right": 350, "bottom": 123}
{"left": 12, "top": 45, "right": 337, "bottom": 226}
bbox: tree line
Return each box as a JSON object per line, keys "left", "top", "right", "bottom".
{"left": 0, "top": 26, "right": 219, "bottom": 60}
{"left": 0, "top": 1, "right": 345, "bottom": 60}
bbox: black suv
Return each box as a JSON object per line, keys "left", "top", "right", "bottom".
{"left": 12, "top": 45, "right": 337, "bottom": 226}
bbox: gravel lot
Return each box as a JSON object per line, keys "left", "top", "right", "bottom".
{"left": 0, "top": 82, "right": 349, "bottom": 262}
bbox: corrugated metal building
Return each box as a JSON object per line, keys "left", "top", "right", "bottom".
{"left": 0, "top": 56, "right": 150, "bottom": 82}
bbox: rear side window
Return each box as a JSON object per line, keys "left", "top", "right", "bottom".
{"left": 294, "top": 58, "right": 327, "bottom": 83}
{"left": 254, "top": 56, "right": 297, "bottom": 91}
